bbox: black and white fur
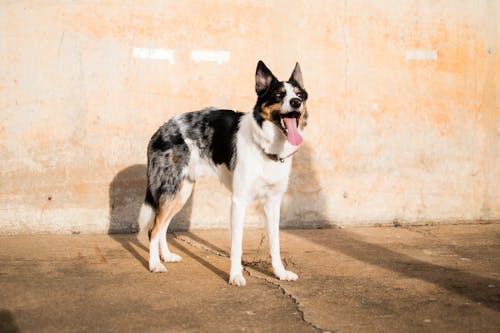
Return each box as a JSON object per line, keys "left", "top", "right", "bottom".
{"left": 138, "top": 61, "right": 308, "bottom": 286}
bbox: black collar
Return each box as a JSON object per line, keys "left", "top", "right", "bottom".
{"left": 265, "top": 153, "right": 286, "bottom": 163}
{"left": 264, "top": 150, "right": 298, "bottom": 163}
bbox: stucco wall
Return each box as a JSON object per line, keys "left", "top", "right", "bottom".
{"left": 1, "top": 1, "right": 498, "bottom": 234}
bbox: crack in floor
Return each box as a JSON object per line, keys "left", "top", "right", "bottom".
{"left": 173, "top": 232, "right": 330, "bottom": 332}
{"left": 242, "top": 266, "right": 329, "bottom": 332}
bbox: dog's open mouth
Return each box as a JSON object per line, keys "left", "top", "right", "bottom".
{"left": 278, "top": 111, "right": 303, "bottom": 146}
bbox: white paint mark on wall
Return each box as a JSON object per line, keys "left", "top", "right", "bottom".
{"left": 405, "top": 49, "right": 437, "bottom": 60}
{"left": 190, "top": 50, "right": 230, "bottom": 64}
{"left": 132, "top": 47, "right": 175, "bottom": 63}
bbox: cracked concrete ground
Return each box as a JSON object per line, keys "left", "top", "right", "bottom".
{"left": 1, "top": 223, "right": 499, "bottom": 332}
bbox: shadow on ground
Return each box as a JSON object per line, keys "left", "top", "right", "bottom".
{"left": 0, "top": 309, "right": 20, "bottom": 333}
{"left": 287, "top": 228, "right": 500, "bottom": 312}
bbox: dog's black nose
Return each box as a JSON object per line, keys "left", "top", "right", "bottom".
{"left": 290, "top": 97, "right": 302, "bottom": 109}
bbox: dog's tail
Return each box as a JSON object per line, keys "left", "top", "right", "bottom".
{"left": 137, "top": 188, "right": 156, "bottom": 243}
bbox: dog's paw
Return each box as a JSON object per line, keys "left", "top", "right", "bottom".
{"left": 276, "top": 270, "right": 298, "bottom": 281}
{"left": 229, "top": 274, "right": 247, "bottom": 286}
{"left": 161, "top": 252, "right": 182, "bottom": 263}
{"left": 149, "top": 261, "right": 167, "bottom": 273}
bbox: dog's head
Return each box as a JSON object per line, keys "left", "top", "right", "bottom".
{"left": 253, "top": 61, "right": 308, "bottom": 146}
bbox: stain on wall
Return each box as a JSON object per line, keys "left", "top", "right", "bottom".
{"left": 0, "top": 1, "right": 498, "bottom": 234}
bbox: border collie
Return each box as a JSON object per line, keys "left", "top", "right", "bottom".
{"left": 138, "top": 61, "right": 308, "bottom": 286}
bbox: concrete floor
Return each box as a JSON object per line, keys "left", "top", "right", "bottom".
{"left": 1, "top": 223, "right": 499, "bottom": 332}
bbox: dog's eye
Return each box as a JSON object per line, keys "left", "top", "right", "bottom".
{"left": 275, "top": 92, "right": 285, "bottom": 100}
{"left": 296, "top": 92, "right": 303, "bottom": 99}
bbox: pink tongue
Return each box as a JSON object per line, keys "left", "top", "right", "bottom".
{"left": 283, "top": 117, "right": 303, "bottom": 146}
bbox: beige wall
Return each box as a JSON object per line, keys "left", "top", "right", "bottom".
{"left": 1, "top": 1, "right": 498, "bottom": 234}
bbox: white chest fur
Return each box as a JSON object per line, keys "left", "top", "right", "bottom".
{"left": 232, "top": 113, "right": 294, "bottom": 201}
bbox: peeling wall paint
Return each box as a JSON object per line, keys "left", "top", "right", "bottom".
{"left": 0, "top": 1, "right": 498, "bottom": 234}
{"left": 132, "top": 47, "right": 175, "bottom": 63}
{"left": 190, "top": 50, "right": 230, "bottom": 64}
{"left": 405, "top": 49, "right": 438, "bottom": 60}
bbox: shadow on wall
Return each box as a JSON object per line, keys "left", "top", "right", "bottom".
{"left": 108, "top": 164, "right": 194, "bottom": 234}
{"left": 285, "top": 143, "right": 329, "bottom": 229}
{"left": 0, "top": 309, "right": 20, "bottom": 333}
{"left": 108, "top": 165, "right": 146, "bottom": 234}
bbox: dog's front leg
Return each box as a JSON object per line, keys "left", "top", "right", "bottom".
{"left": 229, "top": 196, "right": 247, "bottom": 286}
{"left": 264, "top": 194, "right": 298, "bottom": 281}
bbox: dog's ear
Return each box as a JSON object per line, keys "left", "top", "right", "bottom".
{"left": 255, "top": 60, "right": 275, "bottom": 95}
{"left": 289, "top": 62, "right": 304, "bottom": 88}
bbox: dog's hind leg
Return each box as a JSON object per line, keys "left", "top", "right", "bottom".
{"left": 148, "top": 181, "right": 190, "bottom": 272}
{"left": 159, "top": 179, "right": 194, "bottom": 263}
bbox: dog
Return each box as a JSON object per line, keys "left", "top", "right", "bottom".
{"left": 138, "top": 60, "right": 308, "bottom": 286}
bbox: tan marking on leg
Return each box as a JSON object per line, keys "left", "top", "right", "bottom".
{"left": 149, "top": 186, "right": 185, "bottom": 241}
